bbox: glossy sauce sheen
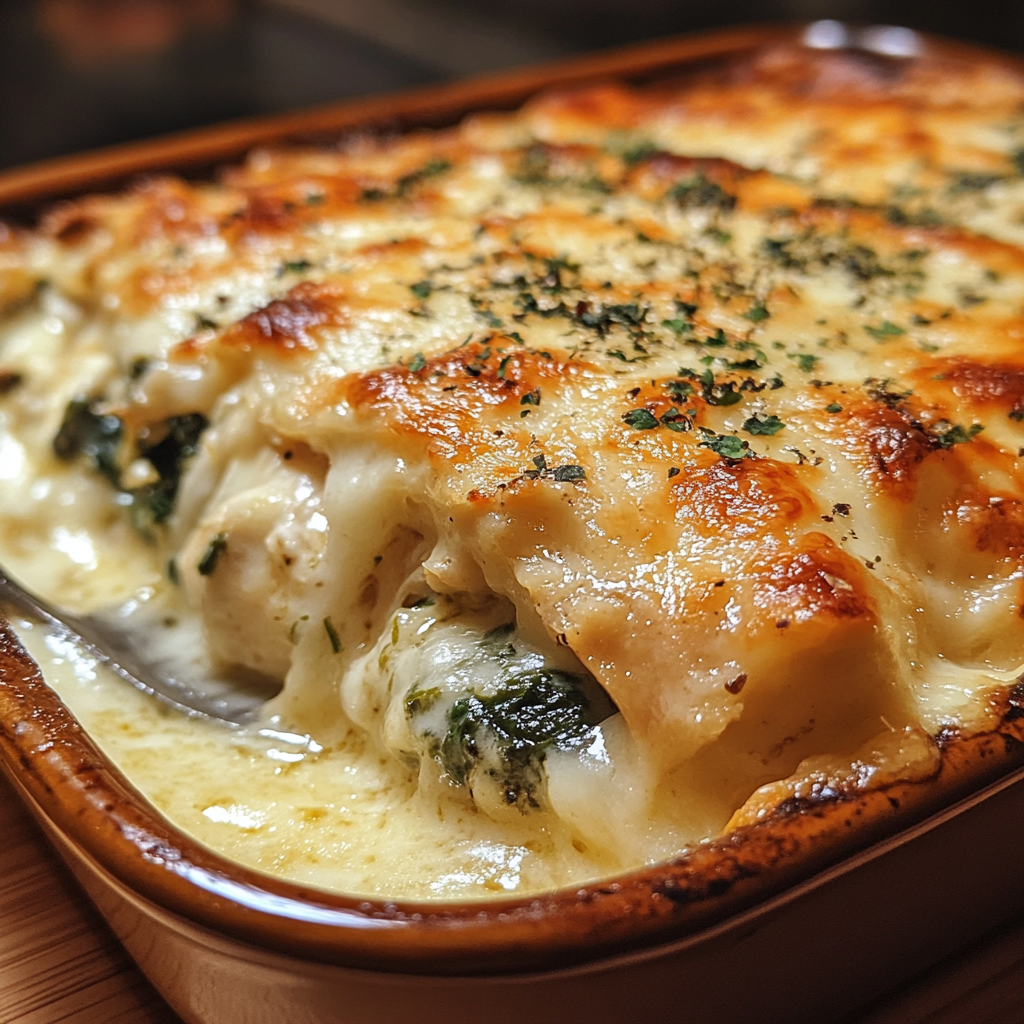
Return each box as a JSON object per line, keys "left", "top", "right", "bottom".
{"left": 0, "top": 44, "right": 1022, "bottom": 899}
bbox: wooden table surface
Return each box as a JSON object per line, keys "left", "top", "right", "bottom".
{"left": 0, "top": 772, "right": 181, "bottom": 1024}
{"left": 0, "top": 769, "right": 1021, "bottom": 1024}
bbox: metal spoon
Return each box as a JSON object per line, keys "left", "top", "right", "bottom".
{"left": 0, "top": 563, "right": 276, "bottom": 724}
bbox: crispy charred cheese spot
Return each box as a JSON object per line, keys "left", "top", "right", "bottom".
{"left": 918, "top": 358, "right": 1024, "bottom": 421}
{"left": 337, "top": 338, "right": 905, "bottom": 768}
{"left": 669, "top": 458, "right": 815, "bottom": 536}
{"left": 219, "top": 282, "right": 348, "bottom": 355}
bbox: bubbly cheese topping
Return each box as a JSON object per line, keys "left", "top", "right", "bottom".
{"left": 0, "top": 44, "right": 1022, "bottom": 898}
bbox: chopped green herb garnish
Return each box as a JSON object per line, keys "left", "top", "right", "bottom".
{"left": 280, "top": 259, "right": 312, "bottom": 275}
{"left": 864, "top": 320, "right": 906, "bottom": 341}
{"left": 744, "top": 303, "right": 769, "bottom": 322}
{"left": 866, "top": 379, "right": 913, "bottom": 406}
{"left": 396, "top": 158, "right": 452, "bottom": 196}
{"left": 761, "top": 237, "right": 796, "bottom": 266}
{"left": 665, "top": 379, "right": 695, "bottom": 399}
{"left": 197, "top": 533, "right": 228, "bottom": 576}
{"left": 578, "top": 302, "right": 647, "bottom": 335}
{"left": 931, "top": 422, "right": 984, "bottom": 449}
{"left": 742, "top": 414, "right": 786, "bottom": 436}
{"left": 660, "top": 407, "right": 690, "bottom": 432}
{"left": 670, "top": 174, "right": 735, "bottom": 211}
{"left": 131, "top": 413, "right": 209, "bottom": 535}
{"left": 702, "top": 376, "right": 743, "bottom": 406}
{"left": 408, "top": 352, "right": 426, "bottom": 372}
{"left": 793, "top": 353, "right": 819, "bottom": 372}
{"left": 552, "top": 464, "right": 586, "bottom": 482}
{"left": 323, "top": 616, "right": 342, "bottom": 653}
{"left": 410, "top": 281, "right": 432, "bottom": 300}
{"left": 825, "top": 402, "right": 843, "bottom": 414}
{"left": 520, "top": 389, "right": 541, "bottom": 407}
{"left": 698, "top": 430, "right": 752, "bottom": 461}
{"left": 623, "top": 408, "right": 659, "bottom": 430}
{"left": 471, "top": 298, "right": 503, "bottom": 327}
{"left": 661, "top": 318, "right": 689, "bottom": 335}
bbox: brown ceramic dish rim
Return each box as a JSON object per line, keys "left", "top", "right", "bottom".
{"left": 2, "top": 21, "right": 1023, "bottom": 212}
{"left": 1, "top": 21, "right": 1024, "bottom": 979}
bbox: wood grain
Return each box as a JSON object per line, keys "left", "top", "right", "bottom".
{"left": 0, "top": 762, "right": 1020, "bottom": 1023}
{"left": 851, "top": 914, "right": 1024, "bottom": 1024}
{"left": 0, "top": 772, "right": 181, "bottom": 1024}
{"left": 0, "top": 21, "right": 1021, "bottom": 1020}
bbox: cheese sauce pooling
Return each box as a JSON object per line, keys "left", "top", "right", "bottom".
{"left": 1, "top": 44, "right": 1023, "bottom": 899}
{"left": 9, "top": 616, "right": 624, "bottom": 898}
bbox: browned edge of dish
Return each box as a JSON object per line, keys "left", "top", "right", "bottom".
{"left": 2, "top": 618, "right": 1022, "bottom": 977}
{"left": 0, "top": 21, "right": 1022, "bottom": 215}
{"left": 1, "top": 21, "right": 1023, "bottom": 978}
{"left": 2, "top": 24, "right": 794, "bottom": 213}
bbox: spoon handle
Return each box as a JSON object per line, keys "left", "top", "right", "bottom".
{"left": 0, "top": 563, "right": 256, "bottom": 725}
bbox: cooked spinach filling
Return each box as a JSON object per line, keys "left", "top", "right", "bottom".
{"left": 53, "top": 398, "right": 124, "bottom": 486}
{"left": 404, "top": 622, "right": 616, "bottom": 811}
{"left": 130, "top": 413, "right": 208, "bottom": 535}
{"left": 53, "top": 398, "right": 207, "bottom": 537}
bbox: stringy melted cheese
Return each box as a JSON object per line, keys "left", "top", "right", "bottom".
{"left": 0, "top": 44, "right": 1022, "bottom": 898}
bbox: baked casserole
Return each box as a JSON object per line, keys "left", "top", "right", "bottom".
{"left": 0, "top": 39, "right": 1022, "bottom": 901}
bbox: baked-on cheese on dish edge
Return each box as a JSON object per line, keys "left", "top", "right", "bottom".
{"left": 0, "top": 43, "right": 1022, "bottom": 899}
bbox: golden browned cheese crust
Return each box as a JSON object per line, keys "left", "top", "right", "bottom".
{"left": 0, "top": 43, "right": 1022, "bottom": 891}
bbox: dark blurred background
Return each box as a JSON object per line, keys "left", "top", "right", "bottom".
{"left": 1, "top": 0, "right": 1022, "bottom": 171}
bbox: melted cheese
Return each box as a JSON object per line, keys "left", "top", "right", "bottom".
{"left": 0, "top": 44, "right": 1022, "bottom": 898}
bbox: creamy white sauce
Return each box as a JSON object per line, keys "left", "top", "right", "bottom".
{"left": 8, "top": 613, "right": 625, "bottom": 899}
{"left": 3, "top": 93, "right": 1023, "bottom": 899}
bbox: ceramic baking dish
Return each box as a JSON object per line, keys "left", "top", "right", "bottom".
{"left": 1, "top": 22, "right": 1023, "bottom": 1024}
